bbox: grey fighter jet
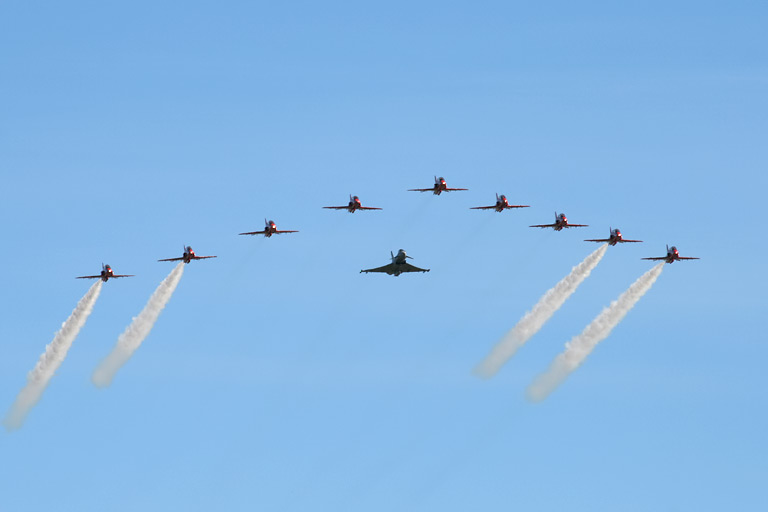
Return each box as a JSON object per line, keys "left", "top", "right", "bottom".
{"left": 360, "top": 249, "right": 430, "bottom": 276}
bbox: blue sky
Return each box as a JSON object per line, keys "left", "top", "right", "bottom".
{"left": 1, "top": 1, "right": 766, "bottom": 510}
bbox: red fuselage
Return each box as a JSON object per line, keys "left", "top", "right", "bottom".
{"left": 494, "top": 196, "right": 510, "bottom": 212}
{"left": 430, "top": 178, "right": 448, "bottom": 195}
{"left": 348, "top": 197, "right": 362, "bottom": 212}
{"left": 607, "top": 230, "right": 623, "bottom": 245}
{"left": 552, "top": 215, "right": 568, "bottom": 231}
{"left": 99, "top": 266, "right": 115, "bottom": 281}
{"left": 664, "top": 247, "right": 680, "bottom": 263}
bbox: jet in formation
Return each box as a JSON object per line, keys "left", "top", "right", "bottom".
{"left": 239, "top": 219, "right": 299, "bottom": 238}
{"left": 470, "top": 193, "right": 530, "bottom": 212}
{"left": 360, "top": 249, "right": 430, "bottom": 276}
{"left": 409, "top": 176, "right": 468, "bottom": 195}
{"left": 158, "top": 246, "right": 217, "bottom": 264}
{"left": 530, "top": 212, "right": 588, "bottom": 231}
{"left": 585, "top": 227, "right": 642, "bottom": 246}
{"left": 76, "top": 264, "right": 134, "bottom": 282}
{"left": 642, "top": 245, "right": 700, "bottom": 264}
{"left": 323, "top": 195, "right": 382, "bottom": 213}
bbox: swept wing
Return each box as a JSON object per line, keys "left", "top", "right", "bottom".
{"left": 399, "top": 262, "right": 430, "bottom": 273}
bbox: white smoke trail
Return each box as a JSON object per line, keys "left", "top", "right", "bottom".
{"left": 475, "top": 244, "right": 608, "bottom": 378}
{"left": 92, "top": 262, "right": 184, "bottom": 387}
{"left": 4, "top": 281, "right": 103, "bottom": 430}
{"left": 527, "top": 263, "right": 665, "bottom": 402}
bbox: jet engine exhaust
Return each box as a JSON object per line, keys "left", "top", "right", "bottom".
{"left": 527, "top": 262, "right": 664, "bottom": 402}
{"left": 92, "top": 262, "right": 185, "bottom": 387}
{"left": 474, "top": 244, "right": 608, "bottom": 378}
{"left": 4, "top": 281, "right": 103, "bottom": 430}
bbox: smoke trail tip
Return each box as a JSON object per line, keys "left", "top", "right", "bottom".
{"left": 472, "top": 364, "right": 495, "bottom": 380}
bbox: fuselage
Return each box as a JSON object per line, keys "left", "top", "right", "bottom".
{"left": 553, "top": 214, "right": 568, "bottom": 231}
{"left": 433, "top": 177, "right": 448, "bottom": 195}
{"left": 607, "top": 229, "right": 623, "bottom": 246}
{"left": 348, "top": 196, "right": 362, "bottom": 212}
{"left": 183, "top": 246, "right": 195, "bottom": 263}
{"left": 665, "top": 246, "right": 681, "bottom": 263}
{"left": 494, "top": 195, "right": 509, "bottom": 212}
{"left": 100, "top": 265, "right": 115, "bottom": 282}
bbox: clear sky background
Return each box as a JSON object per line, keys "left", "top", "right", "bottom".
{"left": 1, "top": 1, "right": 766, "bottom": 510}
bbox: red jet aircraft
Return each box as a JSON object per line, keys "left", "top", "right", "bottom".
{"left": 642, "top": 245, "right": 700, "bottom": 264}
{"left": 76, "top": 264, "right": 134, "bottom": 282}
{"left": 470, "top": 193, "right": 530, "bottom": 212}
{"left": 239, "top": 219, "right": 299, "bottom": 238}
{"left": 158, "top": 245, "right": 217, "bottom": 264}
{"left": 530, "top": 212, "right": 588, "bottom": 231}
{"left": 323, "top": 195, "right": 382, "bottom": 213}
{"left": 585, "top": 227, "right": 642, "bottom": 246}
{"left": 408, "top": 176, "right": 468, "bottom": 195}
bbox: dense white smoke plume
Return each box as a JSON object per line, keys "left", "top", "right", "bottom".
{"left": 475, "top": 244, "right": 608, "bottom": 378}
{"left": 4, "top": 281, "right": 103, "bottom": 430}
{"left": 92, "top": 262, "right": 184, "bottom": 387}
{"left": 527, "top": 262, "right": 665, "bottom": 402}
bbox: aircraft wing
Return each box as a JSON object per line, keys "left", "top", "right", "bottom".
{"left": 273, "top": 230, "right": 299, "bottom": 234}
{"left": 505, "top": 204, "right": 530, "bottom": 209}
{"left": 444, "top": 187, "right": 468, "bottom": 192}
{"left": 192, "top": 255, "right": 217, "bottom": 260}
{"left": 239, "top": 230, "right": 266, "bottom": 236}
{"left": 357, "top": 206, "right": 382, "bottom": 210}
{"left": 408, "top": 188, "right": 434, "bottom": 192}
{"left": 399, "top": 263, "right": 430, "bottom": 273}
{"left": 617, "top": 239, "right": 643, "bottom": 243}
{"left": 530, "top": 223, "right": 557, "bottom": 228}
{"left": 563, "top": 223, "right": 589, "bottom": 228}
{"left": 158, "top": 257, "right": 184, "bottom": 262}
{"left": 323, "top": 206, "right": 349, "bottom": 210}
{"left": 75, "top": 275, "right": 102, "bottom": 279}
{"left": 641, "top": 257, "right": 668, "bottom": 261}
{"left": 677, "top": 256, "right": 700, "bottom": 260}
{"left": 584, "top": 238, "right": 611, "bottom": 243}
{"left": 110, "top": 274, "right": 135, "bottom": 278}
{"left": 360, "top": 263, "right": 396, "bottom": 274}
{"left": 470, "top": 205, "right": 496, "bottom": 210}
